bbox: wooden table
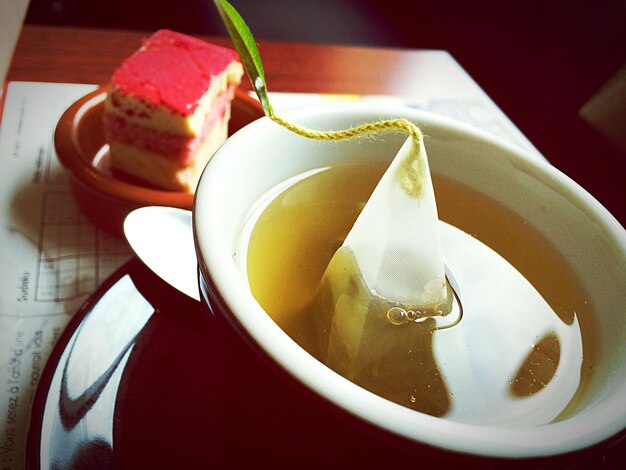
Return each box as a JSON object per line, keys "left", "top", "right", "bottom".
{"left": 9, "top": 25, "right": 457, "bottom": 96}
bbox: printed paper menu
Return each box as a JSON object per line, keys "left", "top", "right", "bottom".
{"left": 0, "top": 82, "right": 132, "bottom": 470}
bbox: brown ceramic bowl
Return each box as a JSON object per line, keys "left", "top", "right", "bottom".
{"left": 55, "top": 86, "right": 263, "bottom": 237}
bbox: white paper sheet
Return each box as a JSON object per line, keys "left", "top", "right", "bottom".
{"left": 0, "top": 82, "right": 132, "bottom": 469}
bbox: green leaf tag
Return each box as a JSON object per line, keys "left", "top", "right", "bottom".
{"left": 214, "top": 0, "right": 274, "bottom": 116}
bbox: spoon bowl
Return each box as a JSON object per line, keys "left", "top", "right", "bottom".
{"left": 124, "top": 206, "right": 199, "bottom": 301}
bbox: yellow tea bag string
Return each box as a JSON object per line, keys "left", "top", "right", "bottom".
{"left": 270, "top": 113, "right": 426, "bottom": 198}
{"left": 269, "top": 114, "right": 420, "bottom": 144}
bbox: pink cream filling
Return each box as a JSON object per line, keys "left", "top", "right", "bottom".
{"left": 104, "top": 86, "right": 234, "bottom": 166}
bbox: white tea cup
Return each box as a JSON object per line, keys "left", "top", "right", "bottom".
{"left": 194, "top": 104, "right": 626, "bottom": 460}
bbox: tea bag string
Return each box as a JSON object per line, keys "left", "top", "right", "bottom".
{"left": 269, "top": 113, "right": 421, "bottom": 145}
{"left": 269, "top": 113, "right": 425, "bottom": 197}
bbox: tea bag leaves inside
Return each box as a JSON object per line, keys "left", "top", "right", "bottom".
{"left": 312, "top": 241, "right": 451, "bottom": 416}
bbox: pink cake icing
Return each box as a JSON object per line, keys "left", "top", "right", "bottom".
{"left": 103, "top": 30, "right": 243, "bottom": 192}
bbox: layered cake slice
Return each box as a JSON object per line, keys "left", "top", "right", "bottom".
{"left": 103, "top": 29, "right": 244, "bottom": 192}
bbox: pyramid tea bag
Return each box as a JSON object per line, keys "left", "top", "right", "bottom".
{"left": 309, "top": 134, "right": 454, "bottom": 407}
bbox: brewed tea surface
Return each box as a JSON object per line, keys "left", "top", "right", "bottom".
{"left": 246, "top": 163, "right": 594, "bottom": 425}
